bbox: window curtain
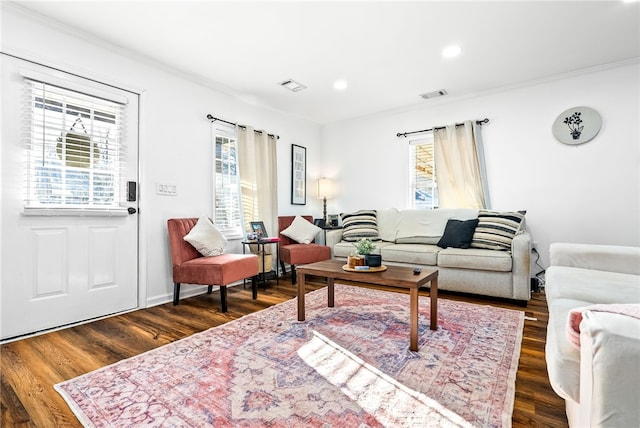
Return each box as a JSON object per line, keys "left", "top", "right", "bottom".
{"left": 433, "top": 121, "right": 489, "bottom": 209}
{"left": 237, "top": 126, "right": 278, "bottom": 242}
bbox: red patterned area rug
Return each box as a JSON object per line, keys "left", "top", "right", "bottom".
{"left": 55, "top": 284, "right": 524, "bottom": 427}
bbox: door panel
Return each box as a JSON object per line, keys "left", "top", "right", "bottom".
{"left": 1, "top": 55, "right": 139, "bottom": 340}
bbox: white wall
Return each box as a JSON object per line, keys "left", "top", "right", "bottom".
{"left": 321, "top": 62, "right": 640, "bottom": 267}
{"left": 1, "top": 5, "right": 323, "bottom": 306}
{"left": 3, "top": 5, "right": 638, "bottom": 308}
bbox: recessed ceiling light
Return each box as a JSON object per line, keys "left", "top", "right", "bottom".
{"left": 279, "top": 79, "right": 307, "bottom": 92}
{"left": 442, "top": 45, "right": 462, "bottom": 58}
{"left": 333, "top": 80, "right": 348, "bottom": 90}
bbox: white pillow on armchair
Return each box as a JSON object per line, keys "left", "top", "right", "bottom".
{"left": 183, "top": 216, "right": 227, "bottom": 256}
{"left": 281, "top": 216, "right": 321, "bottom": 244}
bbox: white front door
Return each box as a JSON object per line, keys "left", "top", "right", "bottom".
{"left": 1, "top": 55, "right": 139, "bottom": 340}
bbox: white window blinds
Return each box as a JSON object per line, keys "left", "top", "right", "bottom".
{"left": 24, "top": 79, "right": 127, "bottom": 215}
{"left": 214, "top": 127, "right": 243, "bottom": 237}
{"left": 409, "top": 135, "right": 439, "bottom": 209}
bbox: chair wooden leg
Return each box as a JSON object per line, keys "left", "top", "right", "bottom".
{"left": 207, "top": 285, "right": 213, "bottom": 294}
{"left": 220, "top": 286, "right": 228, "bottom": 313}
{"left": 173, "top": 283, "right": 181, "bottom": 305}
{"left": 291, "top": 265, "right": 297, "bottom": 284}
{"left": 251, "top": 275, "right": 258, "bottom": 299}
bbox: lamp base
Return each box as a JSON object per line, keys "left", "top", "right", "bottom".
{"left": 322, "top": 197, "right": 327, "bottom": 222}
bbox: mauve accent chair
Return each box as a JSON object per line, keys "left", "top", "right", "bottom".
{"left": 278, "top": 215, "right": 331, "bottom": 284}
{"left": 167, "top": 218, "right": 259, "bottom": 312}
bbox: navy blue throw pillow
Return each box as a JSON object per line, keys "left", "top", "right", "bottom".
{"left": 437, "top": 219, "right": 480, "bottom": 249}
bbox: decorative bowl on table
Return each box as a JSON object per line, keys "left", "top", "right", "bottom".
{"left": 364, "top": 254, "right": 382, "bottom": 267}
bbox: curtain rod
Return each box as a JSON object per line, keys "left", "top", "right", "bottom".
{"left": 206, "top": 114, "right": 280, "bottom": 139}
{"left": 396, "top": 118, "right": 489, "bottom": 138}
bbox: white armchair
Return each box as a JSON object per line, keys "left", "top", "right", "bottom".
{"left": 545, "top": 243, "right": 640, "bottom": 427}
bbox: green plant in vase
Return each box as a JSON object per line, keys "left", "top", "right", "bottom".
{"left": 353, "top": 238, "right": 382, "bottom": 267}
{"left": 354, "top": 238, "right": 376, "bottom": 255}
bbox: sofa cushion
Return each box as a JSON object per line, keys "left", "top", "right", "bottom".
{"left": 438, "top": 247, "right": 512, "bottom": 272}
{"left": 341, "top": 210, "right": 379, "bottom": 241}
{"left": 471, "top": 210, "right": 526, "bottom": 251}
{"left": 395, "top": 208, "right": 478, "bottom": 245}
{"left": 376, "top": 208, "right": 400, "bottom": 242}
{"left": 380, "top": 243, "right": 439, "bottom": 266}
{"left": 280, "top": 243, "right": 331, "bottom": 265}
{"left": 333, "top": 241, "right": 394, "bottom": 258}
{"left": 437, "top": 218, "right": 479, "bottom": 249}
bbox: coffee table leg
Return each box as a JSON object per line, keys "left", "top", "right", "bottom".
{"left": 410, "top": 287, "right": 418, "bottom": 352}
{"left": 430, "top": 276, "right": 438, "bottom": 330}
{"left": 327, "top": 277, "right": 334, "bottom": 307}
{"left": 297, "top": 271, "right": 306, "bottom": 321}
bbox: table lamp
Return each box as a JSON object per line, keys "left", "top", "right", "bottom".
{"left": 317, "top": 177, "right": 333, "bottom": 222}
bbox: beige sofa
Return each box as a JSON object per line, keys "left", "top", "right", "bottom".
{"left": 326, "top": 208, "right": 531, "bottom": 303}
{"left": 545, "top": 243, "right": 640, "bottom": 427}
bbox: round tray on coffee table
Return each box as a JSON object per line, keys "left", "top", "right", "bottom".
{"left": 341, "top": 265, "right": 388, "bottom": 273}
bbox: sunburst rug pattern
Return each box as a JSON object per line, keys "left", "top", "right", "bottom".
{"left": 55, "top": 284, "right": 524, "bottom": 427}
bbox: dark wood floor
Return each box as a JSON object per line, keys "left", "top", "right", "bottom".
{"left": 1, "top": 276, "right": 568, "bottom": 427}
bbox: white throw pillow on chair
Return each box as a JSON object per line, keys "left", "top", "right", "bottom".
{"left": 281, "top": 216, "right": 321, "bottom": 244}
{"left": 183, "top": 216, "right": 227, "bottom": 256}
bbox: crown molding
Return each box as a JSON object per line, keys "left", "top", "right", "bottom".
{"left": 326, "top": 57, "right": 640, "bottom": 127}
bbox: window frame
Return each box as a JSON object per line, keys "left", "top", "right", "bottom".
{"left": 213, "top": 126, "right": 244, "bottom": 238}
{"left": 23, "top": 77, "right": 128, "bottom": 216}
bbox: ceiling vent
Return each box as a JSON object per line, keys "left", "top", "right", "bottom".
{"left": 420, "top": 89, "right": 448, "bottom": 99}
{"left": 279, "top": 79, "right": 307, "bottom": 92}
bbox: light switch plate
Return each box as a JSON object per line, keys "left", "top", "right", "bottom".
{"left": 157, "top": 183, "right": 177, "bottom": 196}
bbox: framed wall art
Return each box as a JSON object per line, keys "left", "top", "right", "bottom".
{"left": 291, "top": 144, "right": 306, "bottom": 205}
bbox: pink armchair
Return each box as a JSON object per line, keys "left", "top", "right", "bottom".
{"left": 168, "top": 218, "right": 259, "bottom": 312}
{"left": 278, "top": 215, "right": 331, "bottom": 284}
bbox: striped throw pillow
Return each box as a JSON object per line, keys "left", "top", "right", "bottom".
{"left": 471, "top": 210, "right": 525, "bottom": 251}
{"left": 341, "top": 210, "right": 379, "bottom": 242}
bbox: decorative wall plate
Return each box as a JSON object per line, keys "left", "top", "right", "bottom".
{"left": 552, "top": 106, "right": 601, "bottom": 145}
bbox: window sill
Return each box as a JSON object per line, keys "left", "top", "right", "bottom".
{"left": 23, "top": 207, "right": 129, "bottom": 217}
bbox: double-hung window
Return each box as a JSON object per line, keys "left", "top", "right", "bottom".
{"left": 213, "top": 128, "right": 243, "bottom": 237}
{"left": 409, "top": 135, "right": 439, "bottom": 209}
{"left": 24, "top": 79, "right": 126, "bottom": 215}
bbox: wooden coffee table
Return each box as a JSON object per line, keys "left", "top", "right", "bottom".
{"left": 296, "top": 259, "right": 438, "bottom": 352}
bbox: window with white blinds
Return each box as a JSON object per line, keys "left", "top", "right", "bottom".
{"left": 214, "top": 130, "right": 243, "bottom": 237}
{"left": 24, "top": 79, "right": 127, "bottom": 215}
{"left": 409, "top": 135, "right": 439, "bottom": 209}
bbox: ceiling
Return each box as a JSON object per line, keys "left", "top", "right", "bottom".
{"left": 10, "top": 1, "right": 640, "bottom": 125}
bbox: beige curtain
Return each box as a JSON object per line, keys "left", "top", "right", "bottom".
{"left": 238, "top": 126, "right": 278, "bottom": 242}
{"left": 433, "top": 121, "right": 487, "bottom": 209}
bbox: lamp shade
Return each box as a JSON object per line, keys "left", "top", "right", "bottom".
{"left": 317, "top": 177, "right": 333, "bottom": 199}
